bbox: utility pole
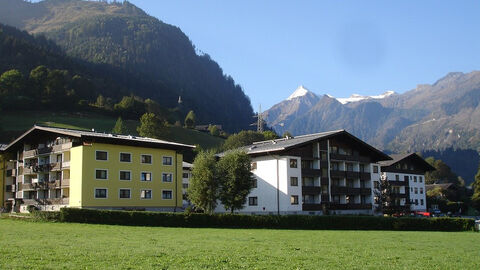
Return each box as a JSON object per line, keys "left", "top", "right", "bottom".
{"left": 257, "top": 104, "right": 264, "bottom": 133}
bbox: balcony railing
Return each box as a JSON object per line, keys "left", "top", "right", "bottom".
{"left": 6, "top": 184, "right": 16, "bottom": 192}
{"left": 330, "top": 170, "right": 345, "bottom": 178}
{"left": 330, "top": 153, "right": 370, "bottom": 163}
{"left": 61, "top": 178, "right": 70, "bottom": 187}
{"left": 302, "top": 186, "right": 322, "bottom": 194}
{"left": 329, "top": 203, "right": 373, "bottom": 210}
{"left": 50, "top": 162, "right": 62, "bottom": 171}
{"left": 62, "top": 161, "right": 70, "bottom": 168}
{"left": 302, "top": 203, "right": 324, "bottom": 211}
{"left": 22, "top": 183, "right": 35, "bottom": 190}
{"left": 23, "top": 149, "right": 37, "bottom": 159}
{"left": 360, "top": 172, "right": 371, "bottom": 181}
{"left": 389, "top": 180, "right": 408, "bottom": 186}
{"left": 331, "top": 186, "right": 372, "bottom": 195}
{"left": 301, "top": 168, "right": 322, "bottom": 177}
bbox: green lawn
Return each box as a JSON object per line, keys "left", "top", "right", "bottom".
{"left": 0, "top": 219, "right": 478, "bottom": 269}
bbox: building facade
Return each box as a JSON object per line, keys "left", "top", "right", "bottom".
{"left": 378, "top": 153, "right": 435, "bottom": 212}
{"left": 0, "top": 126, "right": 193, "bottom": 213}
{"left": 181, "top": 161, "right": 192, "bottom": 207}
{"left": 215, "top": 130, "right": 392, "bottom": 215}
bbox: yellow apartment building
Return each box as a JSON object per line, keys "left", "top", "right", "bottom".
{"left": 0, "top": 126, "right": 194, "bottom": 213}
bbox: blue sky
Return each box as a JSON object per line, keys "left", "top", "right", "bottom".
{"left": 129, "top": 1, "right": 480, "bottom": 109}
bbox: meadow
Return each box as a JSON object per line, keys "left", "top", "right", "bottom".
{"left": 0, "top": 219, "right": 478, "bottom": 269}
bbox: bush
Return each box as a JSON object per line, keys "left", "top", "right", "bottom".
{"left": 58, "top": 208, "right": 476, "bottom": 231}
{"left": 31, "top": 210, "right": 61, "bottom": 222}
{"left": 27, "top": 205, "right": 38, "bottom": 213}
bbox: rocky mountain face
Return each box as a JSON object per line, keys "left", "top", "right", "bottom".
{"left": 265, "top": 71, "right": 480, "bottom": 184}
{"left": 0, "top": 0, "right": 254, "bottom": 132}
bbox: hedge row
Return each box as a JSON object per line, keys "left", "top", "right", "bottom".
{"left": 50, "top": 208, "right": 477, "bottom": 232}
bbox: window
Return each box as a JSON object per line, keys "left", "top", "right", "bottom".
{"left": 182, "top": 183, "right": 188, "bottom": 189}
{"left": 290, "top": 177, "right": 298, "bottom": 186}
{"left": 331, "top": 162, "right": 339, "bottom": 171}
{"left": 320, "top": 152, "right": 327, "bottom": 161}
{"left": 291, "top": 195, "right": 299, "bottom": 205}
{"left": 411, "top": 187, "right": 413, "bottom": 192}
{"left": 251, "top": 162, "right": 257, "bottom": 170}
{"left": 395, "top": 175, "right": 400, "bottom": 181}
{"left": 420, "top": 199, "right": 424, "bottom": 206}
{"left": 141, "top": 155, "right": 152, "bottom": 164}
{"left": 140, "top": 189, "right": 152, "bottom": 199}
{"left": 414, "top": 176, "right": 417, "bottom": 182}
{"left": 120, "top": 153, "right": 131, "bottom": 162}
{"left": 359, "top": 164, "right": 365, "bottom": 172}
{"left": 96, "top": 151, "right": 108, "bottom": 161}
{"left": 162, "top": 173, "right": 173, "bottom": 182}
{"left": 162, "top": 156, "right": 172, "bottom": 165}
{"left": 414, "top": 187, "right": 418, "bottom": 194}
{"left": 248, "top": 196, "right": 258, "bottom": 206}
{"left": 347, "top": 179, "right": 354, "bottom": 188}
{"left": 162, "top": 190, "right": 173, "bottom": 200}
{"left": 141, "top": 172, "right": 152, "bottom": 181}
{"left": 404, "top": 176, "right": 409, "bottom": 182}
{"left": 415, "top": 199, "right": 418, "bottom": 205}
{"left": 419, "top": 176, "right": 423, "bottom": 183}
{"left": 373, "top": 166, "right": 379, "bottom": 173}
{"left": 290, "top": 159, "right": 297, "bottom": 168}
{"left": 333, "top": 195, "right": 340, "bottom": 203}
{"left": 361, "top": 195, "right": 367, "bottom": 204}
{"left": 301, "top": 160, "right": 313, "bottom": 169}
{"left": 56, "top": 154, "right": 62, "bottom": 163}
{"left": 330, "top": 146, "right": 338, "bottom": 154}
{"left": 252, "top": 179, "right": 257, "bottom": 188}
{"left": 119, "top": 171, "right": 131, "bottom": 181}
{"left": 420, "top": 188, "right": 423, "bottom": 194}
{"left": 346, "top": 163, "right": 353, "bottom": 172}
{"left": 95, "top": 169, "right": 108, "bottom": 180}
{"left": 95, "top": 188, "right": 107, "bottom": 198}
{"left": 119, "top": 189, "right": 131, "bottom": 199}
{"left": 182, "top": 173, "right": 189, "bottom": 178}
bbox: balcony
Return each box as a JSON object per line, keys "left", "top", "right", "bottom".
{"left": 360, "top": 172, "right": 371, "bottom": 181}
{"left": 302, "top": 168, "right": 322, "bottom": 177}
{"left": 22, "top": 183, "right": 35, "bottom": 190}
{"left": 330, "top": 154, "right": 370, "bottom": 163}
{"left": 6, "top": 184, "right": 16, "bottom": 192}
{"left": 37, "top": 147, "right": 53, "bottom": 155}
{"left": 6, "top": 169, "right": 16, "bottom": 177}
{"left": 329, "top": 203, "right": 373, "bottom": 210}
{"left": 391, "top": 193, "right": 408, "bottom": 198}
{"left": 331, "top": 186, "right": 372, "bottom": 195}
{"left": 52, "top": 142, "right": 73, "bottom": 152}
{"left": 62, "top": 161, "right": 70, "bottom": 169}
{"left": 23, "top": 149, "right": 37, "bottom": 159}
{"left": 345, "top": 171, "right": 359, "bottom": 179}
{"left": 302, "top": 186, "right": 322, "bottom": 194}
{"left": 61, "top": 178, "right": 70, "bottom": 187}
{"left": 321, "top": 177, "right": 329, "bottom": 185}
{"left": 389, "top": 180, "right": 408, "bottom": 186}
{"left": 22, "top": 166, "right": 36, "bottom": 175}
{"left": 50, "top": 162, "right": 62, "bottom": 171}
{"left": 330, "top": 170, "right": 345, "bottom": 178}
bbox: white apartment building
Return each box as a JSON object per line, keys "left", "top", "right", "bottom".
{"left": 377, "top": 153, "right": 434, "bottom": 212}
{"left": 215, "top": 130, "right": 392, "bottom": 215}
{"left": 182, "top": 161, "right": 192, "bottom": 207}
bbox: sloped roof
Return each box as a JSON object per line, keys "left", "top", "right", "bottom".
{"left": 182, "top": 161, "right": 193, "bottom": 168}
{"left": 378, "top": 153, "right": 435, "bottom": 171}
{"left": 3, "top": 125, "right": 195, "bottom": 152}
{"left": 219, "top": 129, "right": 391, "bottom": 162}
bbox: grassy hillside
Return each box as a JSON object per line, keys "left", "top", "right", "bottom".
{"left": 0, "top": 219, "right": 479, "bottom": 269}
{"left": 0, "top": 111, "right": 224, "bottom": 151}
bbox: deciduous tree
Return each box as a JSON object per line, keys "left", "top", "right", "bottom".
{"left": 188, "top": 150, "right": 219, "bottom": 214}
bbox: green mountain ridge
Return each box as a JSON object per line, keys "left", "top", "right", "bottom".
{"left": 0, "top": 0, "right": 254, "bottom": 132}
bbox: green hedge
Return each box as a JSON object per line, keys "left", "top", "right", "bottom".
{"left": 53, "top": 208, "right": 476, "bottom": 232}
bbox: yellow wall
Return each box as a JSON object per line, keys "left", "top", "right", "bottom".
{"left": 70, "top": 143, "right": 183, "bottom": 209}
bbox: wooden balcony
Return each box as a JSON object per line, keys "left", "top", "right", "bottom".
{"left": 23, "top": 149, "right": 37, "bottom": 159}
{"left": 360, "top": 172, "right": 371, "bottom": 181}
{"left": 330, "top": 170, "right": 345, "bottom": 178}
{"left": 6, "top": 184, "right": 16, "bottom": 192}
{"left": 331, "top": 186, "right": 371, "bottom": 195}
{"left": 302, "top": 186, "right": 322, "bottom": 194}
{"left": 345, "top": 171, "right": 359, "bottom": 179}
{"left": 37, "top": 147, "right": 53, "bottom": 155}
{"left": 391, "top": 193, "right": 408, "bottom": 198}
{"left": 389, "top": 180, "right": 408, "bottom": 186}
{"left": 22, "top": 183, "right": 35, "bottom": 190}
{"left": 50, "top": 162, "right": 62, "bottom": 171}
{"left": 52, "top": 142, "right": 72, "bottom": 152}
{"left": 302, "top": 203, "right": 324, "bottom": 211}
{"left": 61, "top": 178, "right": 70, "bottom": 187}
{"left": 330, "top": 154, "right": 370, "bottom": 163}
{"left": 302, "top": 168, "right": 322, "bottom": 177}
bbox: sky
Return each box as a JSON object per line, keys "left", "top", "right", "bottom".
{"left": 128, "top": 0, "right": 480, "bottom": 110}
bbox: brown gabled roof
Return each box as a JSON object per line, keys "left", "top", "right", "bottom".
{"left": 379, "top": 153, "right": 435, "bottom": 171}
{"left": 3, "top": 125, "right": 195, "bottom": 152}
{"left": 219, "top": 129, "right": 391, "bottom": 162}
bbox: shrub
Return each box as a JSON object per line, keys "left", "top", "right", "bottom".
{"left": 31, "top": 210, "right": 61, "bottom": 222}
{"left": 58, "top": 208, "right": 476, "bottom": 231}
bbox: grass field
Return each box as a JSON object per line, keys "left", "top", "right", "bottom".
{"left": 0, "top": 111, "right": 224, "bottom": 150}
{"left": 0, "top": 219, "right": 478, "bottom": 269}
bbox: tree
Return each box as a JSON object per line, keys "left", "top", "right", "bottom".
{"left": 472, "top": 164, "right": 480, "bottom": 212}
{"left": 184, "top": 110, "right": 196, "bottom": 128}
{"left": 425, "top": 157, "right": 461, "bottom": 185}
{"left": 222, "top": 130, "right": 266, "bottom": 150}
{"left": 374, "top": 175, "right": 408, "bottom": 215}
{"left": 262, "top": 130, "right": 278, "bottom": 140}
{"left": 137, "top": 113, "right": 163, "bottom": 139}
{"left": 112, "top": 117, "right": 127, "bottom": 134}
{"left": 208, "top": 124, "right": 220, "bottom": 136}
{"left": 217, "top": 150, "right": 255, "bottom": 213}
{"left": 188, "top": 150, "right": 219, "bottom": 214}
{"left": 0, "top": 69, "right": 25, "bottom": 97}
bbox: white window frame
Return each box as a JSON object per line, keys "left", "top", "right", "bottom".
{"left": 94, "top": 188, "right": 108, "bottom": 199}
{"left": 119, "top": 188, "right": 131, "bottom": 199}
{"left": 162, "top": 156, "right": 173, "bottom": 166}
{"left": 95, "top": 169, "right": 108, "bottom": 180}
{"left": 162, "top": 189, "right": 173, "bottom": 200}
{"left": 140, "top": 189, "right": 152, "bottom": 199}
{"left": 119, "top": 170, "right": 132, "bottom": 181}
{"left": 162, "top": 172, "right": 173, "bottom": 183}
{"left": 95, "top": 150, "right": 108, "bottom": 161}
{"left": 119, "top": 152, "right": 132, "bottom": 163}
{"left": 141, "top": 154, "right": 153, "bottom": 165}
{"left": 140, "top": 171, "right": 152, "bottom": 182}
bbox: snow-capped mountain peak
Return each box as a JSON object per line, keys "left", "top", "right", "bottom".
{"left": 287, "top": 85, "right": 310, "bottom": 100}
{"left": 335, "top": 91, "right": 396, "bottom": 104}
